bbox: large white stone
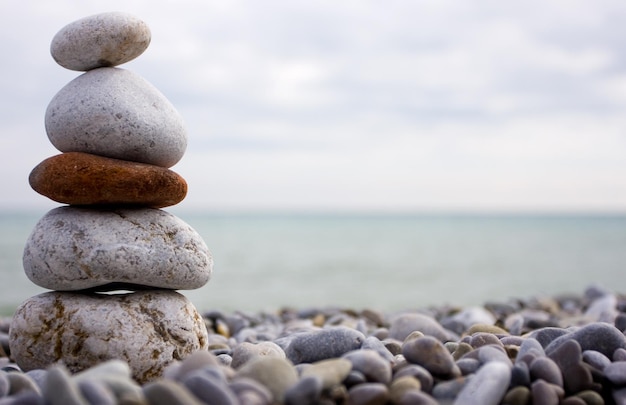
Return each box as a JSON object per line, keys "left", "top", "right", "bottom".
{"left": 45, "top": 67, "right": 187, "bottom": 168}
{"left": 9, "top": 290, "right": 208, "bottom": 383}
{"left": 23, "top": 207, "right": 212, "bottom": 291}
{"left": 51, "top": 12, "right": 151, "bottom": 71}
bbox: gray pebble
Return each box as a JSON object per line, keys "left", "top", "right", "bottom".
{"left": 182, "top": 372, "right": 238, "bottom": 405}
{"left": 516, "top": 338, "right": 545, "bottom": 364}
{"left": 360, "top": 336, "right": 395, "bottom": 363}
{"left": 393, "top": 365, "right": 433, "bottom": 393}
{"left": 454, "top": 361, "right": 511, "bottom": 405}
{"left": 545, "top": 322, "right": 626, "bottom": 358}
{"left": 50, "top": 12, "right": 151, "bottom": 71}
{"left": 529, "top": 357, "right": 563, "bottom": 387}
{"left": 7, "top": 374, "right": 40, "bottom": 396}
{"left": 236, "top": 357, "right": 298, "bottom": 404}
{"left": 402, "top": 336, "right": 459, "bottom": 377}
{"left": 284, "top": 376, "right": 322, "bottom": 405}
{"left": 548, "top": 340, "right": 596, "bottom": 394}
{"left": 510, "top": 362, "right": 531, "bottom": 387}
{"left": 582, "top": 350, "right": 611, "bottom": 371}
{"left": 343, "top": 370, "right": 367, "bottom": 387}
{"left": 347, "top": 383, "right": 389, "bottom": 405}
{"left": 389, "top": 313, "right": 450, "bottom": 342}
{"left": 231, "top": 342, "right": 285, "bottom": 369}
{"left": 456, "top": 358, "right": 481, "bottom": 375}
{"left": 432, "top": 377, "right": 469, "bottom": 400}
{"left": 174, "top": 350, "right": 219, "bottom": 380}
{"left": 45, "top": 67, "right": 187, "bottom": 168}
{"left": 530, "top": 379, "right": 561, "bottom": 405}
{"left": 143, "top": 379, "right": 202, "bottom": 405}
{"left": 342, "top": 350, "right": 391, "bottom": 384}
{"left": 300, "top": 358, "right": 352, "bottom": 389}
{"left": 229, "top": 378, "right": 272, "bottom": 405}
{"left": 605, "top": 361, "right": 626, "bottom": 385}
{"left": 42, "top": 366, "right": 88, "bottom": 405}
{"left": 614, "top": 347, "right": 626, "bottom": 362}
{"left": 76, "top": 380, "right": 117, "bottom": 405}
{"left": 285, "top": 327, "right": 364, "bottom": 364}
{"left": 530, "top": 327, "right": 571, "bottom": 348}
{"left": 23, "top": 371, "right": 46, "bottom": 392}
{"left": 476, "top": 344, "right": 511, "bottom": 366}
{"left": 0, "top": 392, "right": 44, "bottom": 405}
{"left": 0, "top": 372, "right": 9, "bottom": 397}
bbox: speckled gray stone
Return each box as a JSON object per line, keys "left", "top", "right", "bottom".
{"left": 284, "top": 327, "right": 365, "bottom": 364}
{"left": 45, "top": 67, "right": 186, "bottom": 167}
{"left": 51, "top": 12, "right": 151, "bottom": 71}
{"left": 23, "top": 207, "right": 212, "bottom": 291}
{"left": 9, "top": 290, "right": 208, "bottom": 383}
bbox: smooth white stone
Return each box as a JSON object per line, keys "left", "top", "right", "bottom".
{"left": 9, "top": 290, "right": 208, "bottom": 383}
{"left": 51, "top": 12, "right": 151, "bottom": 71}
{"left": 45, "top": 67, "right": 187, "bottom": 168}
{"left": 23, "top": 206, "right": 212, "bottom": 291}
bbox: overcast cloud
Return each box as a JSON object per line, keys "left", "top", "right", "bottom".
{"left": 2, "top": 0, "right": 626, "bottom": 212}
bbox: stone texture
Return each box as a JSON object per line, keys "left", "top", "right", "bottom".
{"left": 454, "top": 361, "right": 511, "bottom": 405}
{"left": 29, "top": 152, "right": 187, "bottom": 208}
{"left": 51, "top": 12, "right": 150, "bottom": 71}
{"left": 8, "top": 290, "right": 208, "bottom": 383}
{"left": 284, "top": 327, "right": 365, "bottom": 364}
{"left": 45, "top": 67, "right": 187, "bottom": 168}
{"left": 23, "top": 206, "right": 212, "bottom": 291}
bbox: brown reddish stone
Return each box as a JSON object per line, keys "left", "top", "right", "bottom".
{"left": 29, "top": 152, "right": 187, "bottom": 208}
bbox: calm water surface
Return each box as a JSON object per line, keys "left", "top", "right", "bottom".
{"left": 1, "top": 211, "right": 625, "bottom": 314}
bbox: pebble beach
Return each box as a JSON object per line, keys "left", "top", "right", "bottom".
{"left": 0, "top": 285, "right": 625, "bottom": 404}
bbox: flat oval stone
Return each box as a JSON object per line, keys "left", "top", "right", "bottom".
{"left": 284, "top": 327, "right": 365, "bottom": 364}
{"left": 454, "top": 361, "right": 511, "bottom": 405}
{"left": 29, "top": 152, "right": 187, "bottom": 208}
{"left": 23, "top": 206, "right": 212, "bottom": 291}
{"left": 51, "top": 12, "right": 151, "bottom": 71}
{"left": 8, "top": 290, "right": 208, "bottom": 383}
{"left": 45, "top": 67, "right": 187, "bottom": 168}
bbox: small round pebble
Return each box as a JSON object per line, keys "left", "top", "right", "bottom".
{"left": 402, "top": 336, "right": 459, "bottom": 377}
{"left": 347, "top": 383, "right": 389, "bottom": 405}
{"left": 342, "top": 350, "right": 391, "bottom": 384}
{"left": 284, "top": 327, "right": 365, "bottom": 364}
{"left": 604, "top": 361, "right": 626, "bottom": 385}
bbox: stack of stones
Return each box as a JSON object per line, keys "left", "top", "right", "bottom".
{"left": 8, "top": 12, "right": 212, "bottom": 383}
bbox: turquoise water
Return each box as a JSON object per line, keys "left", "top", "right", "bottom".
{"left": 1, "top": 211, "right": 626, "bottom": 314}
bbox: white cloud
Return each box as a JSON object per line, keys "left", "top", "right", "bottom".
{"left": 2, "top": 0, "right": 626, "bottom": 212}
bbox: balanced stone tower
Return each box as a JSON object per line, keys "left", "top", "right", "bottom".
{"left": 9, "top": 12, "right": 212, "bottom": 382}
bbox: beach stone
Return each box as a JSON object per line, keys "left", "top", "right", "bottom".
{"left": 469, "top": 332, "right": 503, "bottom": 348}
{"left": 545, "top": 323, "right": 626, "bottom": 358}
{"left": 236, "top": 357, "right": 298, "bottom": 404}
{"left": 182, "top": 372, "right": 239, "bottom": 405}
{"left": 402, "top": 336, "right": 459, "bottom": 377}
{"left": 23, "top": 370, "right": 46, "bottom": 392}
{"left": 231, "top": 342, "right": 286, "bottom": 369}
{"left": 9, "top": 290, "right": 208, "bottom": 383}
{"left": 547, "top": 340, "right": 595, "bottom": 394}
{"left": 342, "top": 350, "right": 391, "bottom": 384}
{"left": 284, "top": 327, "right": 364, "bottom": 364}
{"left": 360, "top": 336, "right": 395, "bottom": 363}
{"left": 0, "top": 392, "right": 43, "bottom": 405}
{"left": 530, "top": 380, "right": 562, "bottom": 405}
{"left": 45, "top": 67, "right": 187, "bottom": 168}
{"left": 42, "top": 366, "right": 87, "bottom": 405}
{"left": 604, "top": 361, "right": 626, "bottom": 385}
{"left": 50, "top": 12, "right": 150, "bottom": 71}
{"left": 614, "top": 348, "right": 626, "bottom": 362}
{"left": 76, "top": 380, "right": 117, "bottom": 405}
{"left": 229, "top": 378, "right": 273, "bottom": 405}
{"left": 6, "top": 374, "right": 40, "bottom": 396}
{"left": 432, "top": 377, "right": 468, "bottom": 400}
{"left": 574, "top": 390, "right": 605, "bottom": 405}
{"left": 454, "top": 361, "right": 511, "bottom": 405}
{"left": 300, "top": 358, "right": 352, "bottom": 389}
{"left": 0, "top": 372, "right": 9, "bottom": 397}
{"left": 29, "top": 152, "right": 187, "bottom": 208}
{"left": 502, "top": 386, "right": 530, "bottom": 405}
{"left": 530, "top": 327, "right": 571, "bottom": 347}
{"left": 389, "top": 375, "right": 422, "bottom": 402}
{"left": 389, "top": 313, "right": 451, "bottom": 342}
{"left": 456, "top": 358, "right": 481, "bottom": 375}
{"left": 517, "top": 338, "right": 545, "bottom": 362}
{"left": 582, "top": 350, "right": 611, "bottom": 371}
{"left": 392, "top": 364, "right": 433, "bottom": 393}
{"left": 143, "top": 379, "right": 202, "bottom": 405}
{"left": 283, "top": 376, "right": 322, "bottom": 405}
{"left": 347, "top": 383, "right": 389, "bottom": 405}
{"left": 510, "top": 362, "right": 531, "bottom": 387}
{"left": 172, "top": 350, "right": 219, "bottom": 381}
{"left": 529, "top": 357, "right": 563, "bottom": 387}
{"left": 23, "top": 206, "right": 212, "bottom": 291}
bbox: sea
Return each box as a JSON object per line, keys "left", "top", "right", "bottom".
{"left": 1, "top": 211, "right": 626, "bottom": 315}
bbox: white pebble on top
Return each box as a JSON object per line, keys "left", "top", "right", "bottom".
{"left": 50, "top": 11, "right": 151, "bottom": 71}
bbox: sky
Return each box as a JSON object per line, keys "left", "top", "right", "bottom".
{"left": 2, "top": 1, "right": 626, "bottom": 213}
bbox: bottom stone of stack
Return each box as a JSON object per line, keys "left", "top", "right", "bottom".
{"left": 8, "top": 290, "right": 208, "bottom": 383}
